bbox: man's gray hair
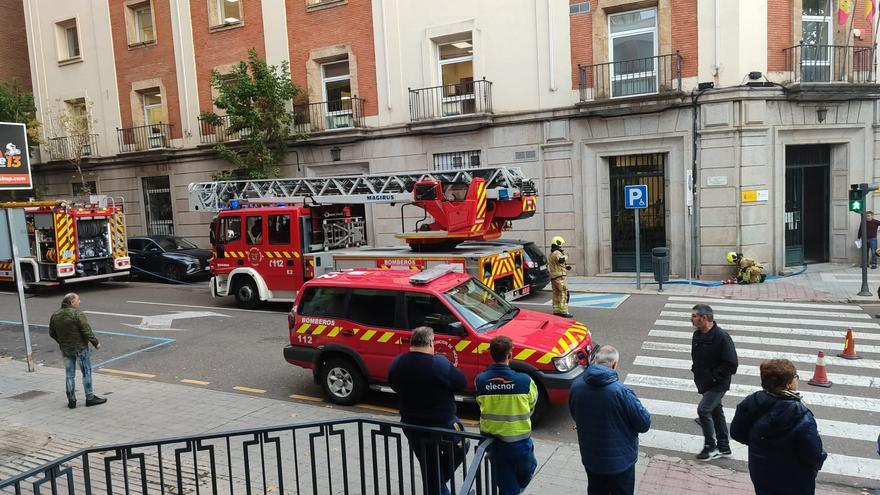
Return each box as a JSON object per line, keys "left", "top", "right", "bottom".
{"left": 594, "top": 345, "right": 620, "bottom": 367}
{"left": 692, "top": 304, "right": 714, "bottom": 321}
{"left": 410, "top": 326, "right": 434, "bottom": 348}
{"left": 62, "top": 293, "right": 78, "bottom": 306}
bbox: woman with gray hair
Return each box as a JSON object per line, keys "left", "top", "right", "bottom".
{"left": 730, "top": 359, "right": 826, "bottom": 494}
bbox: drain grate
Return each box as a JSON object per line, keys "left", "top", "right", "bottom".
{"left": 7, "top": 390, "right": 51, "bottom": 401}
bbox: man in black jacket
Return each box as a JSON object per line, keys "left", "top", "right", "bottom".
{"left": 691, "top": 304, "right": 738, "bottom": 461}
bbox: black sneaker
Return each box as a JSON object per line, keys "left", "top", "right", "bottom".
{"left": 718, "top": 446, "right": 732, "bottom": 456}
{"left": 85, "top": 396, "right": 107, "bottom": 407}
{"left": 67, "top": 400, "right": 76, "bottom": 409}
{"left": 696, "top": 445, "right": 720, "bottom": 461}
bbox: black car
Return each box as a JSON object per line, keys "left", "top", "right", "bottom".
{"left": 127, "top": 236, "right": 211, "bottom": 282}
{"left": 460, "top": 239, "right": 550, "bottom": 293}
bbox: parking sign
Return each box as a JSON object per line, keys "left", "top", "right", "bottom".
{"left": 624, "top": 185, "right": 648, "bottom": 209}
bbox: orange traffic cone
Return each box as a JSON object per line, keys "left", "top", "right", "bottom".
{"left": 837, "top": 328, "right": 863, "bottom": 360}
{"left": 807, "top": 350, "right": 832, "bottom": 388}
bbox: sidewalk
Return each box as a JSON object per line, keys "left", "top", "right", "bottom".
{"left": 565, "top": 263, "right": 880, "bottom": 303}
{"left": 0, "top": 358, "right": 864, "bottom": 494}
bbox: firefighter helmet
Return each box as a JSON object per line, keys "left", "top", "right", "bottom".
{"left": 726, "top": 251, "right": 739, "bottom": 264}
{"left": 551, "top": 236, "right": 565, "bottom": 247}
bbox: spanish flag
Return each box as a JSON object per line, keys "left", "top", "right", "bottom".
{"left": 839, "top": 0, "right": 853, "bottom": 25}
{"left": 866, "top": 0, "right": 877, "bottom": 21}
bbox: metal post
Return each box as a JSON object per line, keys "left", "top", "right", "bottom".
{"left": 859, "top": 206, "right": 872, "bottom": 296}
{"left": 5, "top": 209, "right": 34, "bottom": 371}
{"left": 635, "top": 209, "right": 641, "bottom": 290}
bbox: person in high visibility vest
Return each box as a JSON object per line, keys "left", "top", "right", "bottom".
{"left": 475, "top": 336, "right": 538, "bottom": 495}
{"left": 726, "top": 252, "right": 766, "bottom": 284}
{"left": 548, "top": 236, "right": 572, "bottom": 318}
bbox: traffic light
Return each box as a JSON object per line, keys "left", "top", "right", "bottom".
{"left": 850, "top": 188, "right": 865, "bottom": 213}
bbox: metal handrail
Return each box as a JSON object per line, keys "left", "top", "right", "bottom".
{"left": 45, "top": 133, "right": 99, "bottom": 161}
{"left": 117, "top": 123, "right": 174, "bottom": 152}
{"left": 0, "top": 417, "right": 495, "bottom": 495}
{"left": 783, "top": 43, "right": 876, "bottom": 83}
{"left": 292, "top": 96, "right": 365, "bottom": 134}
{"left": 578, "top": 51, "right": 682, "bottom": 101}
{"left": 197, "top": 114, "right": 252, "bottom": 144}
{"left": 408, "top": 79, "right": 493, "bottom": 121}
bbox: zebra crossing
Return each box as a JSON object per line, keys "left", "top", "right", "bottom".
{"left": 625, "top": 296, "right": 880, "bottom": 483}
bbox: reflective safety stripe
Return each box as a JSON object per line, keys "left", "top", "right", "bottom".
{"left": 297, "top": 324, "right": 311, "bottom": 334}
{"left": 360, "top": 330, "right": 376, "bottom": 341}
{"left": 312, "top": 325, "right": 327, "bottom": 335}
{"left": 479, "top": 410, "right": 534, "bottom": 422}
{"left": 514, "top": 348, "right": 535, "bottom": 361}
{"left": 327, "top": 326, "right": 342, "bottom": 337}
{"left": 455, "top": 340, "right": 471, "bottom": 352}
{"left": 473, "top": 343, "right": 490, "bottom": 354}
{"left": 477, "top": 379, "right": 537, "bottom": 442}
{"left": 378, "top": 332, "right": 395, "bottom": 343}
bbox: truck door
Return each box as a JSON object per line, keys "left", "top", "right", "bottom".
{"left": 263, "top": 213, "right": 299, "bottom": 292}
{"left": 344, "top": 288, "right": 406, "bottom": 381}
{"left": 216, "top": 214, "right": 245, "bottom": 268}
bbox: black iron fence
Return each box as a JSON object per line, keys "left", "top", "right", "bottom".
{"left": 117, "top": 123, "right": 173, "bottom": 153}
{"left": 45, "top": 134, "right": 99, "bottom": 161}
{"left": 0, "top": 418, "right": 496, "bottom": 495}
{"left": 197, "top": 114, "right": 252, "bottom": 144}
{"left": 409, "top": 79, "right": 493, "bottom": 121}
{"left": 579, "top": 52, "right": 682, "bottom": 102}
{"left": 783, "top": 44, "right": 876, "bottom": 83}
{"left": 292, "top": 97, "right": 365, "bottom": 134}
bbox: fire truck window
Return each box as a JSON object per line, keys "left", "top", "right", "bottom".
{"left": 299, "top": 287, "right": 348, "bottom": 318}
{"left": 348, "top": 289, "right": 401, "bottom": 328}
{"left": 221, "top": 217, "right": 241, "bottom": 243}
{"left": 443, "top": 183, "right": 468, "bottom": 202}
{"left": 405, "top": 292, "right": 458, "bottom": 334}
{"left": 268, "top": 215, "right": 291, "bottom": 245}
{"left": 246, "top": 216, "right": 263, "bottom": 245}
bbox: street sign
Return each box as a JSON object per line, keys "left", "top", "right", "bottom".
{"left": 624, "top": 184, "right": 648, "bottom": 209}
{"left": 0, "top": 122, "right": 32, "bottom": 190}
{"left": 0, "top": 208, "right": 29, "bottom": 259}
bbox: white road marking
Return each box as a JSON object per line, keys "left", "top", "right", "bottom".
{"left": 648, "top": 329, "right": 880, "bottom": 354}
{"left": 659, "top": 311, "right": 880, "bottom": 329}
{"left": 633, "top": 355, "right": 880, "bottom": 388}
{"left": 639, "top": 429, "right": 880, "bottom": 481}
{"left": 626, "top": 374, "right": 880, "bottom": 413}
{"left": 641, "top": 341, "right": 880, "bottom": 370}
{"left": 667, "top": 296, "right": 861, "bottom": 311}
{"left": 638, "top": 398, "right": 879, "bottom": 442}
{"left": 86, "top": 310, "right": 230, "bottom": 331}
{"left": 128, "top": 300, "right": 282, "bottom": 314}
{"left": 662, "top": 303, "right": 871, "bottom": 319}
{"left": 654, "top": 319, "right": 880, "bottom": 341}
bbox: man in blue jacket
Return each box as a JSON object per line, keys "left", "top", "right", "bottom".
{"left": 569, "top": 346, "right": 651, "bottom": 495}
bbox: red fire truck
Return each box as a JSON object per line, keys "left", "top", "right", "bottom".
{"left": 188, "top": 167, "right": 538, "bottom": 309}
{"left": 0, "top": 198, "right": 131, "bottom": 287}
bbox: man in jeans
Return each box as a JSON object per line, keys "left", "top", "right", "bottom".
{"left": 49, "top": 293, "right": 106, "bottom": 409}
{"left": 690, "top": 304, "right": 738, "bottom": 460}
{"left": 856, "top": 211, "right": 880, "bottom": 269}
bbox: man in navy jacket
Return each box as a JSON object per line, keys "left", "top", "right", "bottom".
{"left": 569, "top": 346, "right": 651, "bottom": 495}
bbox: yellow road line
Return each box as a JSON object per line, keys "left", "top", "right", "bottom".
{"left": 289, "top": 394, "right": 323, "bottom": 402}
{"left": 459, "top": 418, "right": 480, "bottom": 426}
{"left": 98, "top": 368, "right": 155, "bottom": 379}
{"left": 180, "top": 379, "right": 210, "bottom": 386}
{"left": 233, "top": 386, "right": 266, "bottom": 394}
{"left": 355, "top": 403, "right": 399, "bottom": 414}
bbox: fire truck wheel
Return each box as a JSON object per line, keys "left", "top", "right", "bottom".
{"left": 233, "top": 277, "right": 260, "bottom": 309}
{"left": 320, "top": 357, "right": 366, "bottom": 406}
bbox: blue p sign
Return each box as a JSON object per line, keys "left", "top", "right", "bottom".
{"left": 624, "top": 185, "right": 648, "bottom": 209}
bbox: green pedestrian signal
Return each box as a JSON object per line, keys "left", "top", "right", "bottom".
{"left": 850, "top": 199, "right": 863, "bottom": 212}
{"left": 850, "top": 188, "right": 865, "bottom": 213}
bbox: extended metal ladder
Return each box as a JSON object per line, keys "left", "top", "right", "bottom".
{"left": 187, "top": 166, "right": 536, "bottom": 212}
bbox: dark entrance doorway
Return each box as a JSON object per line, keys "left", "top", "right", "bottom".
{"left": 610, "top": 153, "right": 666, "bottom": 272}
{"left": 785, "top": 145, "right": 830, "bottom": 266}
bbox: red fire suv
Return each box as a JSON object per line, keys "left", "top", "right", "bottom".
{"left": 284, "top": 264, "right": 594, "bottom": 417}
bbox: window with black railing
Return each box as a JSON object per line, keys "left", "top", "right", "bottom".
{"left": 198, "top": 114, "right": 252, "bottom": 144}
{"left": 433, "top": 150, "right": 481, "bottom": 171}
{"left": 783, "top": 44, "right": 876, "bottom": 83}
{"left": 579, "top": 52, "right": 682, "bottom": 101}
{"left": 117, "top": 123, "right": 173, "bottom": 152}
{"left": 45, "top": 134, "right": 99, "bottom": 161}
{"left": 409, "top": 79, "right": 493, "bottom": 121}
{"left": 292, "top": 96, "right": 365, "bottom": 134}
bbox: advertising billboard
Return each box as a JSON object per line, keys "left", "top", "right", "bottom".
{"left": 0, "top": 122, "right": 32, "bottom": 190}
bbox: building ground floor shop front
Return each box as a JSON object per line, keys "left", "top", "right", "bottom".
{"left": 30, "top": 90, "right": 880, "bottom": 281}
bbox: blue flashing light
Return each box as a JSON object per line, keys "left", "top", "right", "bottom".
{"left": 229, "top": 199, "right": 240, "bottom": 209}
{"left": 499, "top": 189, "right": 510, "bottom": 201}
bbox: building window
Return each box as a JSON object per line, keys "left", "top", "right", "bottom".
{"left": 569, "top": 2, "right": 590, "bottom": 14}
{"left": 608, "top": 8, "right": 657, "bottom": 97}
{"left": 142, "top": 89, "right": 165, "bottom": 127}
{"left": 142, "top": 176, "right": 174, "bottom": 236}
{"left": 65, "top": 98, "right": 90, "bottom": 133}
{"left": 437, "top": 39, "right": 475, "bottom": 116}
{"left": 210, "top": 0, "right": 242, "bottom": 27}
{"left": 72, "top": 181, "right": 97, "bottom": 196}
{"left": 801, "top": 0, "right": 832, "bottom": 82}
{"left": 321, "top": 60, "right": 354, "bottom": 129}
{"left": 56, "top": 19, "right": 81, "bottom": 62}
{"left": 127, "top": 2, "right": 155, "bottom": 44}
{"left": 433, "top": 150, "right": 481, "bottom": 171}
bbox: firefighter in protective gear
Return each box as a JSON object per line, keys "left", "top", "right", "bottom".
{"left": 726, "top": 251, "right": 766, "bottom": 284}
{"left": 549, "top": 236, "right": 573, "bottom": 318}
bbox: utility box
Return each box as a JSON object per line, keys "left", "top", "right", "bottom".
{"left": 651, "top": 247, "right": 670, "bottom": 283}
{"left": 0, "top": 209, "right": 31, "bottom": 259}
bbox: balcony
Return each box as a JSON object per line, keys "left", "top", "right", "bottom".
{"left": 117, "top": 123, "right": 174, "bottom": 153}
{"left": 197, "top": 114, "right": 252, "bottom": 144}
{"left": 292, "top": 97, "right": 366, "bottom": 143}
{"left": 782, "top": 44, "right": 880, "bottom": 99}
{"left": 45, "top": 134, "right": 99, "bottom": 162}
{"left": 408, "top": 79, "right": 493, "bottom": 133}
{"left": 578, "top": 52, "right": 683, "bottom": 109}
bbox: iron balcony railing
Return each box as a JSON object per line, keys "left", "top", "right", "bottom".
{"left": 45, "top": 134, "right": 99, "bottom": 161}
{"left": 117, "top": 123, "right": 173, "bottom": 153}
{"left": 0, "top": 417, "right": 496, "bottom": 495}
{"left": 579, "top": 52, "right": 682, "bottom": 102}
{"left": 783, "top": 43, "right": 876, "bottom": 83}
{"left": 409, "top": 79, "right": 493, "bottom": 121}
{"left": 197, "top": 114, "right": 252, "bottom": 144}
{"left": 292, "top": 97, "right": 365, "bottom": 134}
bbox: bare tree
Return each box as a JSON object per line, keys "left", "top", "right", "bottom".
{"left": 48, "top": 98, "right": 97, "bottom": 194}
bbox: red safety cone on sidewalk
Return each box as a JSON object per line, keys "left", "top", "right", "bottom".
{"left": 807, "top": 350, "right": 832, "bottom": 388}
{"left": 838, "top": 328, "right": 863, "bottom": 360}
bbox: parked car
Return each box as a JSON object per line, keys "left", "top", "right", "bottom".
{"left": 127, "top": 236, "right": 211, "bottom": 282}
{"left": 461, "top": 239, "right": 550, "bottom": 293}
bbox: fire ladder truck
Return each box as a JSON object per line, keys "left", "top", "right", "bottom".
{"left": 0, "top": 198, "right": 131, "bottom": 287}
{"left": 188, "top": 167, "right": 538, "bottom": 309}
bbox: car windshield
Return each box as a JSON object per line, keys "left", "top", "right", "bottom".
{"left": 442, "top": 279, "right": 515, "bottom": 333}
{"left": 156, "top": 237, "right": 198, "bottom": 250}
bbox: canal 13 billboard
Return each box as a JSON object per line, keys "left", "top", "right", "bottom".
{"left": 0, "top": 122, "right": 32, "bottom": 190}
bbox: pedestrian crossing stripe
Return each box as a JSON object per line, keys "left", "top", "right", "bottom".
{"left": 658, "top": 310, "right": 880, "bottom": 329}
{"left": 648, "top": 328, "right": 880, "bottom": 354}
{"left": 662, "top": 302, "right": 872, "bottom": 319}
{"left": 654, "top": 319, "right": 880, "bottom": 341}
{"left": 642, "top": 341, "right": 880, "bottom": 370}
{"left": 666, "top": 296, "right": 860, "bottom": 311}
{"left": 542, "top": 293, "right": 629, "bottom": 309}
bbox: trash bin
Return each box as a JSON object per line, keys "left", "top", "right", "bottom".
{"left": 651, "top": 247, "right": 670, "bottom": 283}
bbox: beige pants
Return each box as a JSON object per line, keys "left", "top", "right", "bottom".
{"left": 551, "top": 277, "right": 569, "bottom": 314}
